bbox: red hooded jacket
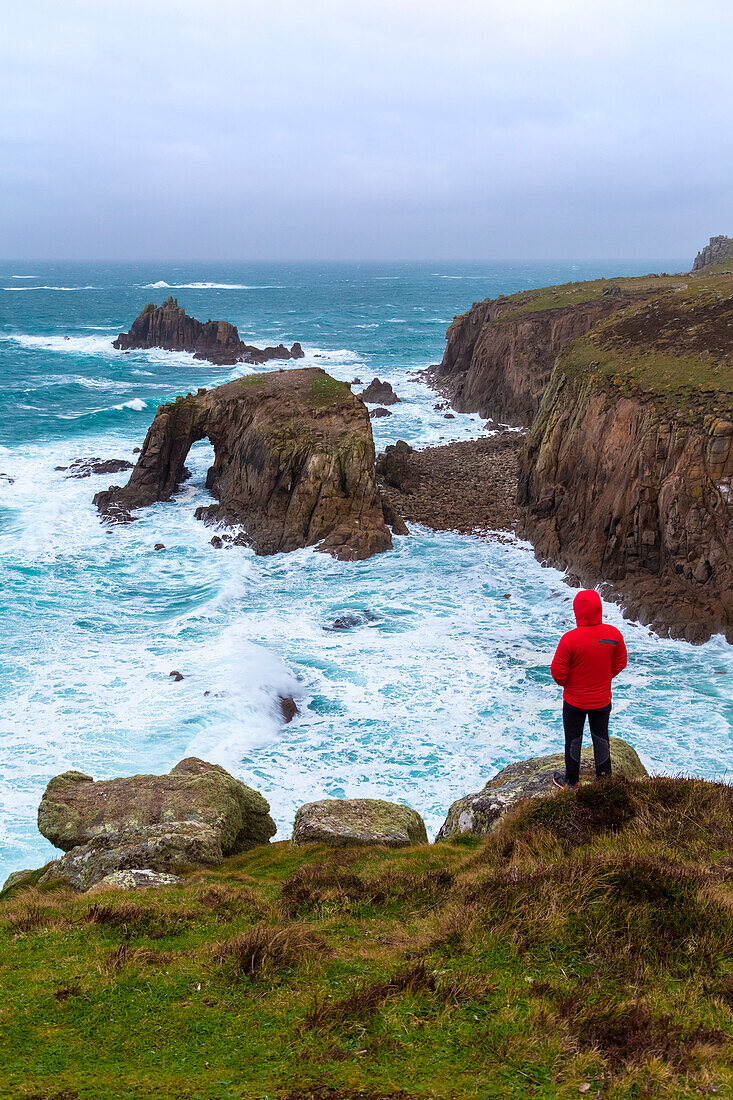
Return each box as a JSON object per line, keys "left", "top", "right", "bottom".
{"left": 550, "top": 590, "right": 627, "bottom": 709}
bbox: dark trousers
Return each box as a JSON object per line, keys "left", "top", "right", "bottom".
{"left": 563, "top": 701, "right": 612, "bottom": 785}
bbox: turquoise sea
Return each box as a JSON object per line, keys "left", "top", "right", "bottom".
{"left": 1, "top": 260, "right": 731, "bottom": 882}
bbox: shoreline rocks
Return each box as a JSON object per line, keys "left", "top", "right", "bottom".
{"left": 113, "top": 297, "right": 304, "bottom": 366}
{"left": 436, "top": 738, "right": 648, "bottom": 840}
{"left": 377, "top": 434, "right": 522, "bottom": 536}
{"left": 94, "top": 367, "right": 394, "bottom": 562}
{"left": 292, "top": 798, "right": 428, "bottom": 848}
{"left": 359, "top": 378, "right": 400, "bottom": 405}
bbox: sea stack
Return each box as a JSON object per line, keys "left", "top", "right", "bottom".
{"left": 114, "top": 297, "right": 304, "bottom": 366}
{"left": 94, "top": 367, "right": 395, "bottom": 561}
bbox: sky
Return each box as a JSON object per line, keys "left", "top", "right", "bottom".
{"left": 1, "top": 0, "right": 732, "bottom": 261}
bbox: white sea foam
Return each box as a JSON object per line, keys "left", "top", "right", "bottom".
{"left": 140, "top": 281, "right": 286, "bottom": 290}
{"left": 113, "top": 398, "right": 147, "bottom": 411}
{"left": 2, "top": 285, "right": 96, "bottom": 292}
{"left": 2, "top": 333, "right": 115, "bottom": 356}
{"left": 11, "top": 275, "right": 37, "bottom": 279}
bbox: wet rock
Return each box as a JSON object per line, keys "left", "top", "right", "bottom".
{"left": 154, "top": 543, "right": 165, "bottom": 551}
{"left": 292, "top": 798, "right": 428, "bottom": 848}
{"left": 65, "top": 457, "right": 134, "bottom": 479}
{"left": 210, "top": 535, "right": 224, "bottom": 549}
{"left": 326, "top": 610, "right": 377, "bottom": 631}
{"left": 94, "top": 368, "right": 392, "bottom": 562}
{"left": 370, "top": 407, "right": 392, "bottom": 418}
{"left": 169, "top": 670, "right": 184, "bottom": 681}
{"left": 37, "top": 757, "right": 276, "bottom": 856}
{"left": 359, "top": 378, "right": 400, "bottom": 405}
{"left": 352, "top": 377, "right": 362, "bottom": 386}
{"left": 443, "top": 412, "right": 455, "bottom": 419}
{"left": 279, "top": 695, "right": 299, "bottom": 723}
{"left": 0, "top": 473, "right": 14, "bottom": 484}
{"left": 381, "top": 496, "right": 409, "bottom": 536}
{"left": 113, "top": 297, "right": 304, "bottom": 367}
{"left": 436, "top": 738, "right": 647, "bottom": 840}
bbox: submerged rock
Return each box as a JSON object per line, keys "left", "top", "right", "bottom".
{"left": 94, "top": 367, "right": 393, "bottom": 562}
{"left": 61, "top": 457, "right": 134, "bottom": 478}
{"left": 36, "top": 757, "right": 276, "bottom": 889}
{"left": 436, "top": 737, "right": 647, "bottom": 840}
{"left": 113, "top": 296, "right": 304, "bottom": 367}
{"left": 359, "top": 378, "right": 400, "bottom": 405}
{"left": 292, "top": 798, "right": 428, "bottom": 848}
{"left": 279, "top": 695, "right": 299, "bottom": 723}
{"left": 326, "top": 610, "right": 377, "bottom": 631}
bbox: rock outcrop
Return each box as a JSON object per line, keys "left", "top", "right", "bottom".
{"left": 56, "top": 457, "right": 134, "bottom": 478}
{"left": 33, "top": 757, "right": 276, "bottom": 890}
{"left": 94, "top": 367, "right": 394, "bottom": 561}
{"left": 359, "top": 378, "right": 400, "bottom": 405}
{"left": 433, "top": 288, "right": 633, "bottom": 426}
{"left": 692, "top": 235, "right": 733, "bottom": 272}
{"left": 437, "top": 738, "right": 647, "bottom": 840}
{"left": 518, "top": 291, "right": 733, "bottom": 643}
{"left": 292, "top": 798, "right": 428, "bottom": 848}
{"left": 113, "top": 297, "right": 303, "bottom": 366}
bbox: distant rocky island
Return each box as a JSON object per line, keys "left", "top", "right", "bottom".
{"left": 114, "top": 296, "right": 304, "bottom": 366}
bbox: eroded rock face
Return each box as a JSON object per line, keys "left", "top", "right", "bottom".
{"left": 94, "top": 368, "right": 393, "bottom": 561}
{"left": 433, "top": 296, "right": 630, "bottom": 426}
{"left": 38, "top": 757, "right": 276, "bottom": 856}
{"left": 113, "top": 297, "right": 303, "bottom": 366}
{"left": 692, "top": 235, "right": 733, "bottom": 272}
{"left": 518, "top": 373, "right": 733, "bottom": 643}
{"left": 292, "top": 798, "right": 428, "bottom": 848}
{"left": 436, "top": 738, "right": 647, "bottom": 840}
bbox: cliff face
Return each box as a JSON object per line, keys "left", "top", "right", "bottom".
{"left": 114, "top": 297, "right": 305, "bottom": 366}
{"left": 518, "top": 291, "right": 733, "bottom": 643}
{"left": 94, "top": 368, "right": 393, "bottom": 561}
{"left": 435, "top": 289, "right": 632, "bottom": 426}
{"left": 692, "top": 235, "right": 733, "bottom": 272}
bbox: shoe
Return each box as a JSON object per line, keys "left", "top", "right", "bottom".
{"left": 553, "top": 772, "right": 579, "bottom": 790}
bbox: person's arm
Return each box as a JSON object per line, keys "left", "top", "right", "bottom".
{"left": 612, "top": 632, "right": 628, "bottom": 678}
{"left": 551, "top": 636, "right": 571, "bottom": 686}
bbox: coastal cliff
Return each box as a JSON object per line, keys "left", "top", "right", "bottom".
{"left": 434, "top": 281, "right": 641, "bottom": 425}
{"left": 114, "top": 296, "right": 304, "bottom": 366}
{"left": 518, "top": 287, "right": 733, "bottom": 643}
{"left": 94, "top": 367, "right": 393, "bottom": 560}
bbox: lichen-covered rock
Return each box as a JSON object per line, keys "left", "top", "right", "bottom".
{"left": 87, "top": 869, "right": 183, "bottom": 893}
{"left": 36, "top": 823, "right": 223, "bottom": 891}
{"left": 38, "top": 757, "right": 276, "bottom": 855}
{"left": 292, "top": 798, "right": 428, "bottom": 848}
{"left": 436, "top": 738, "right": 647, "bottom": 840}
{"left": 94, "top": 367, "right": 393, "bottom": 561}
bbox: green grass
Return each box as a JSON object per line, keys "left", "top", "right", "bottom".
{"left": 310, "top": 374, "right": 353, "bottom": 408}
{"left": 2, "top": 776, "right": 733, "bottom": 1099}
{"left": 486, "top": 275, "right": 686, "bottom": 323}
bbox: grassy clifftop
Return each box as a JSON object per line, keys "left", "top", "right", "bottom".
{"left": 555, "top": 279, "right": 733, "bottom": 421}
{"left": 2, "top": 775, "right": 733, "bottom": 1099}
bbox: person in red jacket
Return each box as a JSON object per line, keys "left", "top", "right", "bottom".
{"left": 550, "top": 588, "right": 628, "bottom": 789}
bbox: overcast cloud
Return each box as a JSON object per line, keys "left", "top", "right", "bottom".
{"left": 1, "top": 0, "right": 731, "bottom": 260}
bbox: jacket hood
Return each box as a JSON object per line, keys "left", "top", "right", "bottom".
{"left": 573, "top": 589, "right": 603, "bottom": 627}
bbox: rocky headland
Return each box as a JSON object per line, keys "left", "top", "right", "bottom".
{"left": 94, "top": 367, "right": 397, "bottom": 561}
{"left": 424, "top": 260, "right": 733, "bottom": 643}
{"left": 114, "top": 296, "right": 305, "bottom": 366}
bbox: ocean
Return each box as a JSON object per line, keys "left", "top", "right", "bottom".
{"left": 1, "top": 259, "right": 731, "bottom": 883}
